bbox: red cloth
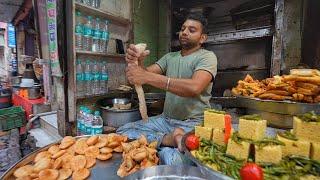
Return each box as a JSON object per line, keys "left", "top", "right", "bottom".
{"left": 12, "top": 94, "right": 45, "bottom": 134}
{"left": 12, "top": 94, "right": 45, "bottom": 119}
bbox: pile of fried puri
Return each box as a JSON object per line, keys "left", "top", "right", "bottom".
{"left": 12, "top": 134, "right": 158, "bottom": 180}
{"left": 232, "top": 69, "right": 320, "bottom": 103}
{"left": 117, "top": 135, "right": 159, "bottom": 177}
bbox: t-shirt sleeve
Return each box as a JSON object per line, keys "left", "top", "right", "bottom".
{"left": 194, "top": 51, "right": 218, "bottom": 79}
{"left": 155, "top": 53, "right": 169, "bottom": 74}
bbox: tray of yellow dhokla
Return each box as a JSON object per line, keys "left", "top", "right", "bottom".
{"left": 182, "top": 109, "right": 320, "bottom": 180}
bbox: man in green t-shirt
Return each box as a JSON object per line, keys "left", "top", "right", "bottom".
{"left": 117, "top": 13, "right": 217, "bottom": 165}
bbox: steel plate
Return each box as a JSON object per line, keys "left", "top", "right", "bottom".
{"left": 1, "top": 135, "right": 123, "bottom": 180}
{"left": 236, "top": 95, "right": 320, "bottom": 115}
{"left": 181, "top": 126, "right": 284, "bottom": 180}
{"left": 124, "top": 165, "right": 206, "bottom": 180}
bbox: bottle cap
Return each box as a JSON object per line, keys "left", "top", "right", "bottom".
{"left": 94, "top": 111, "right": 100, "bottom": 116}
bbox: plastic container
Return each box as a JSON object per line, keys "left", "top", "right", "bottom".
{"left": 91, "top": 111, "right": 103, "bottom": 135}
{"left": 75, "top": 11, "right": 83, "bottom": 50}
{"left": 83, "top": 16, "right": 93, "bottom": 51}
{"left": 92, "top": 61, "right": 100, "bottom": 95}
{"left": 0, "top": 106, "right": 26, "bottom": 131}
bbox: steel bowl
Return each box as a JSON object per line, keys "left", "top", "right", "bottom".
{"left": 98, "top": 97, "right": 142, "bottom": 128}
{"left": 112, "top": 98, "right": 130, "bottom": 105}
{"left": 27, "top": 85, "right": 41, "bottom": 100}
{"left": 133, "top": 93, "right": 165, "bottom": 116}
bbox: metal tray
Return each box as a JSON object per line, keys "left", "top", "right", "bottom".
{"left": 181, "top": 132, "right": 232, "bottom": 180}
{"left": 181, "top": 126, "right": 283, "bottom": 180}
{"left": 236, "top": 95, "right": 320, "bottom": 115}
{"left": 1, "top": 135, "right": 123, "bottom": 180}
{"left": 124, "top": 165, "right": 207, "bottom": 180}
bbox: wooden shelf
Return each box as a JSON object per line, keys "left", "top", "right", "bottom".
{"left": 75, "top": 2, "right": 131, "bottom": 26}
{"left": 76, "top": 90, "right": 129, "bottom": 100}
{"left": 76, "top": 93, "right": 110, "bottom": 100}
{"left": 76, "top": 50, "right": 125, "bottom": 59}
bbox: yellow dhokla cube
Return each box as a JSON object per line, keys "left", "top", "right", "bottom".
{"left": 212, "top": 129, "right": 225, "bottom": 146}
{"left": 195, "top": 126, "right": 212, "bottom": 140}
{"left": 255, "top": 145, "right": 282, "bottom": 164}
{"left": 310, "top": 142, "right": 320, "bottom": 161}
{"left": 226, "top": 139, "right": 250, "bottom": 160}
{"left": 204, "top": 110, "right": 225, "bottom": 129}
{"left": 238, "top": 118, "right": 267, "bottom": 141}
{"left": 277, "top": 134, "right": 310, "bottom": 157}
{"left": 301, "top": 175, "right": 320, "bottom": 180}
{"left": 293, "top": 116, "right": 320, "bottom": 143}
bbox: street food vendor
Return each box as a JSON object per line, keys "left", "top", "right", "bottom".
{"left": 117, "top": 13, "right": 217, "bottom": 165}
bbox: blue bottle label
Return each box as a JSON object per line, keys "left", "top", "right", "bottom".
{"left": 80, "top": 122, "right": 85, "bottom": 131}
{"left": 85, "top": 125, "right": 92, "bottom": 134}
{"left": 93, "top": 30, "right": 101, "bottom": 40}
{"left": 77, "top": 121, "right": 81, "bottom": 129}
{"left": 101, "top": 74, "right": 108, "bottom": 81}
{"left": 76, "top": 73, "right": 83, "bottom": 81}
{"left": 83, "top": 26, "right": 92, "bottom": 36}
{"left": 75, "top": 24, "right": 83, "bottom": 34}
{"left": 92, "top": 127, "right": 103, "bottom": 135}
{"left": 84, "top": 73, "right": 92, "bottom": 81}
{"left": 101, "top": 31, "right": 109, "bottom": 40}
{"left": 93, "top": 73, "right": 100, "bottom": 80}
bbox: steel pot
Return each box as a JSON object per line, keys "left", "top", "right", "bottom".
{"left": 11, "top": 84, "right": 20, "bottom": 94}
{"left": 98, "top": 98, "right": 141, "bottom": 128}
{"left": 27, "top": 85, "right": 41, "bottom": 100}
{"left": 133, "top": 93, "right": 165, "bottom": 116}
{"left": 10, "top": 76, "right": 22, "bottom": 85}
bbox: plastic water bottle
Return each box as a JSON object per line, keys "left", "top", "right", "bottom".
{"left": 80, "top": 107, "right": 88, "bottom": 134}
{"left": 92, "top": 61, "right": 100, "bottom": 95}
{"left": 95, "top": 0, "right": 101, "bottom": 8}
{"left": 77, "top": 106, "right": 85, "bottom": 135}
{"left": 84, "top": 60, "right": 92, "bottom": 96}
{"left": 91, "top": 0, "right": 100, "bottom": 8}
{"left": 92, "top": 18, "right": 101, "bottom": 52}
{"left": 98, "top": 20, "right": 105, "bottom": 52}
{"left": 84, "top": 109, "right": 93, "bottom": 135}
{"left": 100, "top": 61, "right": 108, "bottom": 94}
{"left": 83, "top": 16, "right": 93, "bottom": 51}
{"left": 75, "top": 11, "right": 83, "bottom": 50}
{"left": 76, "top": 106, "right": 82, "bottom": 135}
{"left": 100, "top": 20, "right": 109, "bottom": 52}
{"left": 76, "top": 59, "right": 84, "bottom": 96}
{"left": 91, "top": 111, "right": 103, "bottom": 135}
{"left": 83, "top": 0, "right": 92, "bottom": 6}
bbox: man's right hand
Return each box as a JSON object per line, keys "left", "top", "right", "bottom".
{"left": 126, "top": 44, "right": 150, "bottom": 65}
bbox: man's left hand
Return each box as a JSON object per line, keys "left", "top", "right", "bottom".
{"left": 173, "top": 128, "right": 185, "bottom": 152}
{"left": 126, "top": 64, "right": 148, "bottom": 85}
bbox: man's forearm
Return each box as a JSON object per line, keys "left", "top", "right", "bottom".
{"left": 145, "top": 72, "right": 202, "bottom": 97}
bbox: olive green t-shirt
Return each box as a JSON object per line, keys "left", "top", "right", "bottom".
{"left": 156, "top": 49, "right": 217, "bottom": 120}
